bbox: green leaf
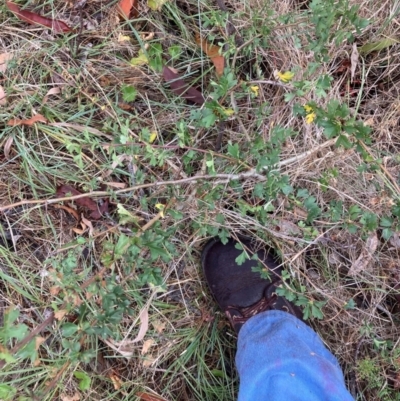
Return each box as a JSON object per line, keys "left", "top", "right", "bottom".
{"left": 235, "top": 251, "right": 247, "bottom": 266}
{"left": 380, "top": 216, "right": 393, "bottom": 228}
{"left": 117, "top": 204, "right": 139, "bottom": 226}
{"left": 359, "top": 37, "right": 398, "bottom": 55}
{"left": 0, "top": 384, "right": 16, "bottom": 400}
{"left": 16, "top": 338, "right": 37, "bottom": 361}
{"left": 311, "top": 303, "right": 324, "bottom": 319}
{"left": 227, "top": 143, "right": 240, "bottom": 159}
{"left": 74, "top": 371, "right": 91, "bottom": 391}
{"left": 114, "top": 234, "right": 131, "bottom": 256}
{"left": 168, "top": 45, "right": 182, "bottom": 59}
{"left": 148, "top": 0, "right": 168, "bottom": 11}
{"left": 0, "top": 351, "right": 16, "bottom": 363}
{"left": 335, "top": 134, "right": 352, "bottom": 149}
{"left": 320, "top": 120, "right": 341, "bottom": 138}
{"left": 148, "top": 43, "right": 163, "bottom": 72}
{"left": 61, "top": 323, "right": 79, "bottom": 337}
{"left": 12, "top": 324, "right": 29, "bottom": 341}
{"left": 382, "top": 228, "right": 393, "bottom": 241}
{"left": 121, "top": 85, "right": 137, "bottom": 102}
{"left": 344, "top": 299, "right": 356, "bottom": 310}
{"left": 130, "top": 49, "right": 148, "bottom": 66}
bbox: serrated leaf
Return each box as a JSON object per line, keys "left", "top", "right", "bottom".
{"left": 122, "top": 85, "right": 137, "bottom": 102}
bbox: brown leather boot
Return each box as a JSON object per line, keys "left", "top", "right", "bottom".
{"left": 202, "top": 237, "right": 303, "bottom": 333}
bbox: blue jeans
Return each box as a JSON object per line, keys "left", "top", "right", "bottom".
{"left": 236, "top": 311, "right": 354, "bottom": 401}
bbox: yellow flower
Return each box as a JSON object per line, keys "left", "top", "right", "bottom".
{"left": 118, "top": 34, "right": 131, "bottom": 42}
{"left": 250, "top": 85, "right": 259, "bottom": 96}
{"left": 155, "top": 203, "right": 165, "bottom": 218}
{"left": 222, "top": 108, "right": 235, "bottom": 117}
{"left": 276, "top": 71, "right": 294, "bottom": 83}
{"left": 149, "top": 131, "right": 157, "bottom": 143}
{"left": 305, "top": 112, "right": 316, "bottom": 124}
{"left": 304, "top": 104, "right": 313, "bottom": 114}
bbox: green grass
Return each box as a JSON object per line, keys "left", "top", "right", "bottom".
{"left": 1, "top": 0, "right": 400, "bottom": 400}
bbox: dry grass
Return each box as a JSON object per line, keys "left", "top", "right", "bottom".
{"left": 1, "top": 0, "right": 400, "bottom": 400}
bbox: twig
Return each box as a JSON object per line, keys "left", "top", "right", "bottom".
{"left": 276, "top": 138, "right": 336, "bottom": 168}
{"left": 0, "top": 140, "right": 336, "bottom": 213}
{"left": 249, "top": 80, "right": 293, "bottom": 89}
{"left": 0, "top": 172, "right": 266, "bottom": 212}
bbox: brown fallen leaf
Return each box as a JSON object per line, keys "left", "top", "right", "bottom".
{"left": 117, "top": 0, "right": 138, "bottom": 19}
{"left": 152, "top": 319, "right": 166, "bottom": 334}
{"left": 3, "top": 136, "right": 13, "bottom": 160}
{"left": 142, "top": 354, "right": 156, "bottom": 368}
{"left": 81, "top": 214, "right": 94, "bottom": 236}
{"left": 141, "top": 338, "right": 155, "bottom": 355}
{"left": 53, "top": 204, "right": 80, "bottom": 221}
{"left": 0, "top": 53, "right": 13, "bottom": 73}
{"left": 195, "top": 33, "right": 225, "bottom": 77}
{"left": 162, "top": 66, "right": 205, "bottom": 105}
{"left": 348, "top": 232, "right": 378, "bottom": 276}
{"left": 61, "top": 393, "right": 80, "bottom": 401}
{"left": 109, "top": 370, "right": 124, "bottom": 390}
{"left": 350, "top": 43, "right": 359, "bottom": 83}
{"left": 56, "top": 184, "right": 108, "bottom": 220}
{"left": 54, "top": 310, "right": 68, "bottom": 321}
{"left": 0, "top": 85, "right": 6, "bottom": 105}
{"left": 42, "top": 87, "right": 61, "bottom": 105}
{"left": 136, "top": 392, "right": 168, "bottom": 401}
{"left": 102, "top": 298, "right": 153, "bottom": 357}
{"left": 7, "top": 114, "right": 48, "bottom": 127}
{"left": 6, "top": 2, "right": 73, "bottom": 33}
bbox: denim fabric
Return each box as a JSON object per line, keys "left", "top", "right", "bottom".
{"left": 236, "top": 311, "right": 353, "bottom": 401}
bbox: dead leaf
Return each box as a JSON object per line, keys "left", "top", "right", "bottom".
{"left": 53, "top": 204, "right": 80, "bottom": 221}
{"left": 136, "top": 391, "right": 168, "bottom": 401}
{"left": 359, "top": 37, "right": 399, "bottom": 55}
{"left": 3, "top": 136, "right": 13, "bottom": 160}
{"left": 7, "top": 114, "right": 48, "bottom": 126}
{"left": 50, "top": 286, "right": 61, "bottom": 296}
{"left": 195, "top": 33, "right": 225, "bottom": 77}
{"left": 61, "top": 393, "right": 80, "bottom": 401}
{"left": 141, "top": 338, "right": 155, "bottom": 355}
{"left": 81, "top": 214, "right": 94, "bottom": 236}
{"left": 0, "top": 53, "right": 13, "bottom": 73}
{"left": 109, "top": 370, "right": 123, "bottom": 390}
{"left": 42, "top": 87, "right": 61, "bottom": 105}
{"left": 117, "top": 0, "right": 138, "bottom": 19}
{"left": 389, "top": 232, "right": 400, "bottom": 249}
{"left": 35, "top": 336, "right": 46, "bottom": 350}
{"left": 0, "top": 85, "right": 6, "bottom": 105}
{"left": 162, "top": 66, "right": 205, "bottom": 105}
{"left": 142, "top": 354, "right": 156, "bottom": 368}
{"left": 72, "top": 221, "right": 87, "bottom": 235}
{"left": 102, "top": 300, "right": 152, "bottom": 357}
{"left": 348, "top": 232, "right": 378, "bottom": 276}
{"left": 134, "top": 303, "right": 150, "bottom": 342}
{"left": 56, "top": 184, "right": 108, "bottom": 220}
{"left": 6, "top": 2, "right": 73, "bottom": 33}
{"left": 350, "top": 43, "right": 359, "bottom": 83}
{"left": 54, "top": 310, "right": 68, "bottom": 321}
{"left": 152, "top": 319, "right": 166, "bottom": 334}
{"left": 104, "top": 181, "right": 127, "bottom": 189}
